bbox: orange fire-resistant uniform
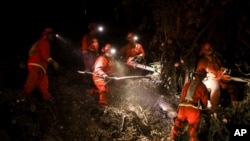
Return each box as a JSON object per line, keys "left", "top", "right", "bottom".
{"left": 82, "top": 34, "right": 97, "bottom": 53}
{"left": 119, "top": 42, "right": 145, "bottom": 61}
{"left": 196, "top": 54, "right": 222, "bottom": 113}
{"left": 23, "top": 34, "right": 54, "bottom": 100}
{"left": 196, "top": 42, "right": 234, "bottom": 113}
{"left": 82, "top": 23, "right": 98, "bottom": 52}
{"left": 119, "top": 42, "right": 145, "bottom": 75}
{"left": 170, "top": 77, "right": 208, "bottom": 141}
{"left": 92, "top": 55, "right": 114, "bottom": 106}
{"left": 83, "top": 38, "right": 99, "bottom": 72}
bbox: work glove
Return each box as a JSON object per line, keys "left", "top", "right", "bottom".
{"left": 52, "top": 61, "right": 59, "bottom": 70}
{"left": 102, "top": 74, "right": 109, "bottom": 81}
{"left": 134, "top": 55, "right": 142, "bottom": 62}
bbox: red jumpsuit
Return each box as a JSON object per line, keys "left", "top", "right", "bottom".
{"left": 23, "top": 36, "right": 53, "bottom": 100}
{"left": 170, "top": 79, "right": 208, "bottom": 141}
{"left": 82, "top": 38, "right": 99, "bottom": 89}
{"left": 196, "top": 41, "right": 236, "bottom": 112}
{"left": 119, "top": 43, "right": 145, "bottom": 75}
{"left": 83, "top": 38, "right": 99, "bottom": 72}
{"left": 82, "top": 34, "right": 95, "bottom": 52}
{"left": 82, "top": 23, "right": 98, "bottom": 52}
{"left": 196, "top": 54, "right": 222, "bottom": 113}
{"left": 119, "top": 43, "right": 145, "bottom": 61}
{"left": 92, "top": 55, "right": 114, "bottom": 106}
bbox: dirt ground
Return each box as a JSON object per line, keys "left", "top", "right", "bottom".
{"left": 1, "top": 63, "right": 250, "bottom": 141}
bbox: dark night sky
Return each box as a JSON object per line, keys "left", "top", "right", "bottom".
{"left": 1, "top": 0, "right": 129, "bottom": 88}
{"left": 4, "top": 1, "right": 249, "bottom": 59}
{"left": 3, "top": 0, "right": 122, "bottom": 55}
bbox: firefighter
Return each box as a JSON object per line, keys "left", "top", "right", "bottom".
{"left": 119, "top": 32, "right": 145, "bottom": 75}
{"left": 81, "top": 23, "right": 100, "bottom": 88}
{"left": 81, "top": 22, "right": 99, "bottom": 53}
{"left": 82, "top": 37, "right": 100, "bottom": 96}
{"left": 92, "top": 43, "right": 115, "bottom": 106}
{"left": 196, "top": 42, "right": 232, "bottom": 114}
{"left": 22, "top": 27, "right": 59, "bottom": 101}
{"left": 83, "top": 37, "right": 99, "bottom": 72}
{"left": 169, "top": 69, "right": 209, "bottom": 141}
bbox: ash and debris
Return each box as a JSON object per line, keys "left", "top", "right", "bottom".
{"left": 0, "top": 63, "right": 250, "bottom": 141}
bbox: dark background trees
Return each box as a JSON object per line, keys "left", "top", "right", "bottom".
{"left": 0, "top": 0, "right": 250, "bottom": 140}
